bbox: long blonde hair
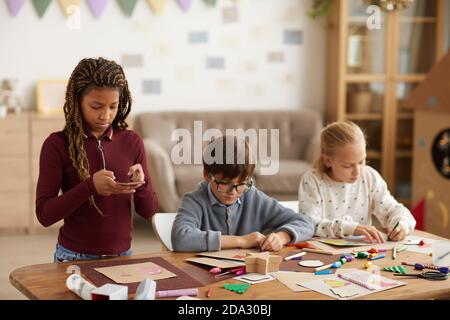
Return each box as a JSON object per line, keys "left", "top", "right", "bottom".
{"left": 314, "top": 121, "right": 366, "bottom": 173}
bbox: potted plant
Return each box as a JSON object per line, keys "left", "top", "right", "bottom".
{"left": 307, "top": 0, "right": 335, "bottom": 19}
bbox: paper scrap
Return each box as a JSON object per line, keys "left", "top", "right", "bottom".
{"left": 94, "top": 262, "right": 176, "bottom": 284}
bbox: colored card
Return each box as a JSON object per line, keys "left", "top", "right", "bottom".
{"left": 117, "top": 0, "right": 138, "bottom": 17}
{"left": 143, "top": 79, "right": 162, "bottom": 94}
{"left": 32, "top": 0, "right": 52, "bottom": 18}
{"left": 121, "top": 54, "right": 144, "bottom": 68}
{"left": 59, "top": 0, "right": 81, "bottom": 17}
{"left": 87, "top": 0, "right": 108, "bottom": 19}
{"left": 267, "top": 51, "right": 285, "bottom": 63}
{"left": 283, "top": 30, "right": 303, "bottom": 45}
{"left": 222, "top": 6, "right": 239, "bottom": 23}
{"left": 234, "top": 273, "right": 275, "bottom": 285}
{"left": 206, "top": 57, "right": 225, "bottom": 69}
{"left": 188, "top": 31, "right": 208, "bottom": 44}
{"left": 6, "top": 0, "right": 26, "bottom": 17}
{"left": 301, "top": 270, "right": 406, "bottom": 300}
{"left": 319, "top": 239, "right": 369, "bottom": 247}
{"left": 94, "top": 262, "right": 176, "bottom": 284}
{"left": 186, "top": 257, "right": 245, "bottom": 269}
{"left": 147, "top": 0, "right": 166, "bottom": 15}
{"left": 177, "top": 0, "right": 192, "bottom": 12}
{"left": 197, "top": 249, "right": 258, "bottom": 261}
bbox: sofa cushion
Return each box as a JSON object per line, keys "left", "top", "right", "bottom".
{"left": 174, "top": 164, "right": 204, "bottom": 197}
{"left": 254, "top": 160, "right": 311, "bottom": 194}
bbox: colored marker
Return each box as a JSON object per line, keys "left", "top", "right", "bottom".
{"left": 156, "top": 288, "right": 199, "bottom": 298}
{"left": 345, "top": 235, "right": 366, "bottom": 241}
{"left": 206, "top": 288, "right": 213, "bottom": 298}
{"left": 215, "top": 267, "right": 245, "bottom": 277}
{"left": 392, "top": 244, "right": 397, "bottom": 260}
{"left": 315, "top": 263, "right": 334, "bottom": 272}
{"left": 284, "top": 251, "right": 306, "bottom": 261}
{"left": 396, "top": 245, "right": 408, "bottom": 253}
{"left": 401, "top": 262, "right": 449, "bottom": 273}
{"left": 369, "top": 254, "right": 386, "bottom": 261}
{"left": 315, "top": 269, "right": 333, "bottom": 275}
{"left": 389, "top": 221, "right": 400, "bottom": 239}
{"left": 303, "top": 248, "right": 334, "bottom": 255}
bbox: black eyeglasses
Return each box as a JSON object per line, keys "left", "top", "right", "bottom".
{"left": 209, "top": 174, "right": 253, "bottom": 194}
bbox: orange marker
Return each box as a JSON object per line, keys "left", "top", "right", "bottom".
{"left": 207, "top": 288, "right": 213, "bottom": 298}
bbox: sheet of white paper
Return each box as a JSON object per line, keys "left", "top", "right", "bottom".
{"left": 403, "top": 236, "right": 437, "bottom": 254}
{"left": 234, "top": 273, "right": 276, "bottom": 285}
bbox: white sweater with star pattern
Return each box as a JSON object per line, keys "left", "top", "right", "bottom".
{"left": 298, "top": 166, "right": 416, "bottom": 238}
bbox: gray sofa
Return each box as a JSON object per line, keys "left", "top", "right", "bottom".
{"left": 133, "top": 110, "right": 322, "bottom": 212}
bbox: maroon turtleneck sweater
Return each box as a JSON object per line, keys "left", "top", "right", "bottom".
{"left": 36, "top": 126, "right": 158, "bottom": 255}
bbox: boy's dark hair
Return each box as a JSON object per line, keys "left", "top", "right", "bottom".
{"left": 63, "top": 57, "right": 131, "bottom": 214}
{"left": 203, "top": 135, "right": 256, "bottom": 180}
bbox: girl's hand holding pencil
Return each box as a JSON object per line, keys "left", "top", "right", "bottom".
{"left": 388, "top": 221, "right": 406, "bottom": 241}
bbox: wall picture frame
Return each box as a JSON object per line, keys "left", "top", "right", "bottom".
{"left": 36, "top": 79, "right": 67, "bottom": 115}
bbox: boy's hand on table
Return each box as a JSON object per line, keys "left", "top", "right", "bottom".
{"left": 259, "top": 231, "right": 291, "bottom": 252}
{"left": 353, "top": 224, "right": 385, "bottom": 243}
{"left": 240, "top": 232, "right": 265, "bottom": 249}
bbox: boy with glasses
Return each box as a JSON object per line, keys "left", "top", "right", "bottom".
{"left": 171, "top": 135, "right": 314, "bottom": 252}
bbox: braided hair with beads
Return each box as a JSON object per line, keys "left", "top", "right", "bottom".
{"left": 63, "top": 57, "right": 132, "bottom": 215}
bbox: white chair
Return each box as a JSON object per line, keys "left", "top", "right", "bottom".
{"left": 279, "top": 200, "right": 299, "bottom": 213}
{"left": 151, "top": 213, "right": 177, "bottom": 252}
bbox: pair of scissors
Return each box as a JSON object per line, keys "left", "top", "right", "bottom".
{"left": 393, "top": 271, "right": 448, "bottom": 281}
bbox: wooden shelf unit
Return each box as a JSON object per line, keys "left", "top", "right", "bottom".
{"left": 326, "top": 0, "right": 446, "bottom": 207}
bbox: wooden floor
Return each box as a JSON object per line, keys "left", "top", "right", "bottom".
{"left": 0, "top": 217, "right": 161, "bottom": 299}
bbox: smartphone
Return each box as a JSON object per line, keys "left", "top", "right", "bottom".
{"left": 116, "top": 181, "right": 144, "bottom": 187}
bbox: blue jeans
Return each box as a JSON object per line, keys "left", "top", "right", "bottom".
{"left": 54, "top": 243, "right": 132, "bottom": 263}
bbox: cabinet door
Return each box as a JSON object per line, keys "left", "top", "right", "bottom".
{"left": 0, "top": 115, "right": 29, "bottom": 156}
{"left": 30, "top": 116, "right": 65, "bottom": 232}
{"left": 0, "top": 192, "right": 29, "bottom": 231}
{"left": 346, "top": 0, "right": 387, "bottom": 75}
{"left": 392, "top": 0, "right": 442, "bottom": 206}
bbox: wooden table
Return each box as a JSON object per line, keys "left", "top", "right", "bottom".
{"left": 9, "top": 230, "right": 450, "bottom": 300}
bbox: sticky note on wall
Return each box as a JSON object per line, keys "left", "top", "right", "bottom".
{"left": 267, "top": 52, "right": 285, "bottom": 63}
{"left": 206, "top": 57, "right": 225, "bottom": 69}
{"left": 188, "top": 31, "right": 208, "bottom": 44}
{"left": 222, "top": 6, "right": 239, "bottom": 23}
{"left": 283, "top": 30, "right": 303, "bottom": 45}
{"left": 143, "top": 79, "right": 162, "bottom": 94}
{"left": 122, "top": 54, "right": 144, "bottom": 68}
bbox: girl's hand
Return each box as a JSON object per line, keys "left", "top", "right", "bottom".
{"left": 389, "top": 225, "right": 407, "bottom": 241}
{"left": 353, "top": 224, "right": 385, "bottom": 243}
{"left": 128, "top": 164, "right": 145, "bottom": 183}
{"left": 93, "top": 169, "right": 136, "bottom": 196}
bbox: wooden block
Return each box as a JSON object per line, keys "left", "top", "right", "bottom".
{"left": 91, "top": 284, "right": 128, "bottom": 300}
{"left": 245, "top": 252, "right": 282, "bottom": 275}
